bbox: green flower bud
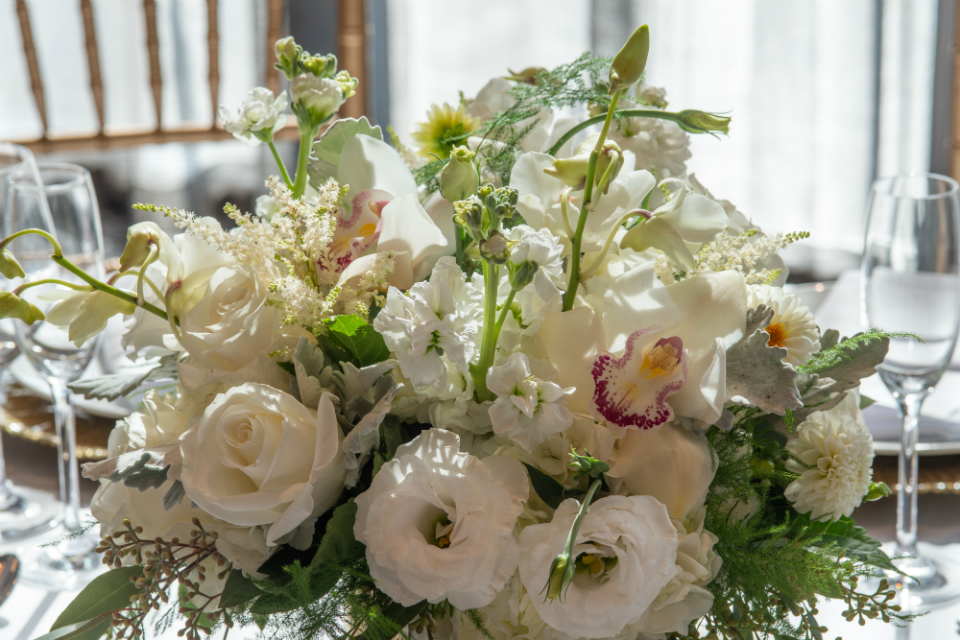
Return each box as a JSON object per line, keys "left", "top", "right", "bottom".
{"left": 301, "top": 53, "right": 336, "bottom": 78}
{"left": 335, "top": 70, "right": 358, "bottom": 100}
{"left": 509, "top": 260, "right": 538, "bottom": 291}
{"left": 544, "top": 553, "right": 573, "bottom": 602}
{"left": 545, "top": 134, "right": 623, "bottom": 193}
{"left": 504, "top": 67, "right": 547, "bottom": 85}
{"left": 0, "top": 291, "right": 45, "bottom": 324}
{"left": 0, "top": 248, "right": 25, "bottom": 279}
{"left": 866, "top": 481, "right": 892, "bottom": 501}
{"left": 609, "top": 25, "right": 650, "bottom": 94}
{"left": 676, "top": 110, "right": 731, "bottom": 136}
{"left": 453, "top": 197, "right": 483, "bottom": 238}
{"left": 119, "top": 222, "right": 162, "bottom": 272}
{"left": 440, "top": 146, "right": 480, "bottom": 203}
{"left": 274, "top": 36, "right": 299, "bottom": 80}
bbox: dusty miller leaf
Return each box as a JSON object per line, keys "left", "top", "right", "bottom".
{"left": 799, "top": 331, "right": 892, "bottom": 408}
{"left": 162, "top": 480, "right": 186, "bottom": 511}
{"left": 308, "top": 117, "right": 383, "bottom": 187}
{"left": 726, "top": 324, "right": 802, "bottom": 416}
{"left": 104, "top": 451, "right": 170, "bottom": 492}
{"left": 68, "top": 354, "right": 178, "bottom": 401}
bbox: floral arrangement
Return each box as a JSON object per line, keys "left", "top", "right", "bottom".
{"left": 2, "top": 26, "right": 908, "bottom": 640}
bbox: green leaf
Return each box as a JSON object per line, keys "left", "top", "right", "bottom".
{"left": 312, "top": 500, "right": 366, "bottom": 568}
{"left": 219, "top": 569, "right": 263, "bottom": 608}
{"left": 68, "top": 354, "right": 178, "bottom": 401}
{"left": 276, "top": 360, "right": 296, "bottom": 377}
{"left": 34, "top": 619, "right": 111, "bottom": 640}
{"left": 318, "top": 314, "right": 391, "bottom": 367}
{"left": 381, "top": 415, "right": 404, "bottom": 459}
{"left": 52, "top": 565, "right": 144, "bottom": 630}
{"left": 308, "top": 116, "right": 383, "bottom": 187}
{"left": 523, "top": 463, "right": 571, "bottom": 510}
{"left": 104, "top": 452, "right": 169, "bottom": 492}
{"left": 359, "top": 601, "right": 427, "bottom": 640}
{"left": 792, "top": 514, "right": 899, "bottom": 573}
{"left": 859, "top": 393, "right": 876, "bottom": 410}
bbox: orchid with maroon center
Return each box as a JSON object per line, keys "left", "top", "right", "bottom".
{"left": 591, "top": 327, "right": 687, "bottom": 430}
{"left": 328, "top": 188, "right": 391, "bottom": 272}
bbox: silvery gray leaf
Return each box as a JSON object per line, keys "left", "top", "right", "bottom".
{"left": 726, "top": 330, "right": 802, "bottom": 415}
{"left": 163, "top": 480, "right": 186, "bottom": 511}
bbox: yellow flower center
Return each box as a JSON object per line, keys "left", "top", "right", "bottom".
{"left": 640, "top": 342, "right": 680, "bottom": 380}
{"left": 766, "top": 322, "right": 787, "bottom": 348}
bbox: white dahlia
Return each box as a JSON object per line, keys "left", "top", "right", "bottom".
{"left": 784, "top": 393, "right": 874, "bottom": 521}
{"left": 746, "top": 284, "right": 820, "bottom": 367}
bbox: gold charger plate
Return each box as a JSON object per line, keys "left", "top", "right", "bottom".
{"left": 0, "top": 382, "right": 115, "bottom": 460}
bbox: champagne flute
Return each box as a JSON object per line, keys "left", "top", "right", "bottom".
{"left": 0, "top": 143, "right": 61, "bottom": 541}
{"left": 861, "top": 173, "right": 960, "bottom": 610}
{"left": 3, "top": 163, "right": 106, "bottom": 589}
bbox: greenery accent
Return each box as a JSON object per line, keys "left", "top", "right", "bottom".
{"left": 798, "top": 329, "right": 917, "bottom": 376}
{"left": 316, "top": 314, "right": 392, "bottom": 367}
{"left": 51, "top": 565, "right": 143, "bottom": 630}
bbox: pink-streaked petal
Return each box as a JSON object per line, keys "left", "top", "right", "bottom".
{"left": 340, "top": 189, "right": 393, "bottom": 229}
{"left": 592, "top": 327, "right": 688, "bottom": 430}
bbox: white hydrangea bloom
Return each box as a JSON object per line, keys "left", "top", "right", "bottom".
{"left": 637, "top": 507, "right": 722, "bottom": 637}
{"left": 374, "top": 258, "right": 482, "bottom": 388}
{"left": 486, "top": 353, "right": 573, "bottom": 452}
{"left": 785, "top": 393, "right": 874, "bottom": 521}
{"left": 354, "top": 430, "right": 529, "bottom": 609}
{"left": 218, "top": 87, "right": 288, "bottom": 146}
{"left": 747, "top": 284, "right": 820, "bottom": 367}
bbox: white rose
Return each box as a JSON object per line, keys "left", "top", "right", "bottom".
{"left": 178, "top": 264, "right": 278, "bottom": 381}
{"left": 354, "top": 429, "right": 529, "bottom": 609}
{"left": 107, "top": 389, "right": 189, "bottom": 456}
{"left": 606, "top": 422, "right": 717, "bottom": 520}
{"left": 518, "top": 495, "right": 678, "bottom": 639}
{"left": 178, "top": 383, "right": 346, "bottom": 546}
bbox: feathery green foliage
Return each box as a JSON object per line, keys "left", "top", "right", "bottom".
{"left": 798, "top": 329, "right": 918, "bottom": 376}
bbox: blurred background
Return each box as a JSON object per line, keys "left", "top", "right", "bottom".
{"left": 0, "top": 0, "right": 955, "bottom": 280}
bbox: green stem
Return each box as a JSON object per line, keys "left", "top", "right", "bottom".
{"left": 52, "top": 256, "right": 169, "bottom": 321}
{"left": 492, "top": 288, "right": 517, "bottom": 339}
{"left": 0, "top": 228, "right": 62, "bottom": 257}
{"left": 580, "top": 208, "right": 645, "bottom": 280}
{"left": 291, "top": 128, "right": 317, "bottom": 199}
{"left": 136, "top": 244, "right": 160, "bottom": 306}
{"left": 550, "top": 478, "right": 603, "bottom": 601}
{"left": 547, "top": 108, "right": 692, "bottom": 157}
{"left": 455, "top": 226, "right": 466, "bottom": 270}
{"left": 472, "top": 259, "right": 500, "bottom": 402}
{"left": 267, "top": 140, "right": 293, "bottom": 189}
{"left": 111, "top": 270, "right": 165, "bottom": 301}
{"left": 13, "top": 278, "right": 91, "bottom": 295}
{"left": 562, "top": 91, "right": 621, "bottom": 312}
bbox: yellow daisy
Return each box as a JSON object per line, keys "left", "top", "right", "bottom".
{"left": 411, "top": 103, "right": 481, "bottom": 159}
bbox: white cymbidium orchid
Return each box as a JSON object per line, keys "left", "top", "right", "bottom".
{"left": 486, "top": 352, "right": 573, "bottom": 453}
{"left": 373, "top": 257, "right": 482, "bottom": 389}
{"left": 332, "top": 135, "right": 453, "bottom": 290}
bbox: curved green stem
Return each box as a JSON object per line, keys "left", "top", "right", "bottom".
{"left": 52, "top": 255, "right": 169, "bottom": 321}
{"left": 492, "top": 288, "right": 517, "bottom": 341}
{"left": 111, "top": 270, "right": 165, "bottom": 302}
{"left": 13, "top": 279, "right": 91, "bottom": 295}
{"left": 545, "top": 478, "right": 603, "bottom": 602}
{"left": 579, "top": 209, "right": 645, "bottom": 280}
{"left": 547, "top": 108, "right": 692, "bottom": 157}
{"left": 267, "top": 140, "right": 293, "bottom": 189}
{"left": 164, "top": 284, "right": 184, "bottom": 347}
{"left": 472, "top": 259, "right": 500, "bottom": 402}
{"left": 0, "top": 228, "right": 62, "bottom": 257}
{"left": 291, "top": 128, "right": 317, "bottom": 199}
{"left": 136, "top": 244, "right": 160, "bottom": 306}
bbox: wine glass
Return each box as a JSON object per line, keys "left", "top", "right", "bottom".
{"left": 3, "top": 162, "right": 106, "bottom": 589}
{"left": 861, "top": 173, "right": 960, "bottom": 610}
{"left": 0, "top": 143, "right": 61, "bottom": 541}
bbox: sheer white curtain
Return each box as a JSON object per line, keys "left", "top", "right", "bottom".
{"left": 388, "top": 0, "right": 941, "bottom": 276}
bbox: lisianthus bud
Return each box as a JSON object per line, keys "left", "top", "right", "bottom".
{"left": 545, "top": 552, "right": 573, "bottom": 602}
{"left": 609, "top": 24, "right": 650, "bottom": 94}
{"left": 508, "top": 260, "right": 538, "bottom": 291}
{"left": 0, "top": 291, "right": 44, "bottom": 324}
{"left": 291, "top": 74, "right": 345, "bottom": 130}
{"left": 439, "top": 146, "right": 480, "bottom": 203}
{"left": 676, "top": 110, "right": 730, "bottom": 135}
{"left": 544, "top": 134, "right": 623, "bottom": 193}
{"left": 505, "top": 66, "right": 546, "bottom": 85}
{"left": 0, "top": 248, "right": 24, "bottom": 279}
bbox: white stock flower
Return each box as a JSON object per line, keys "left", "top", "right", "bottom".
{"left": 507, "top": 225, "right": 564, "bottom": 284}
{"left": 518, "top": 495, "right": 678, "bottom": 639}
{"left": 178, "top": 384, "right": 346, "bottom": 546}
{"left": 290, "top": 74, "right": 344, "bottom": 121}
{"left": 637, "top": 507, "right": 721, "bottom": 637}
{"left": 747, "top": 284, "right": 820, "bottom": 367}
{"left": 785, "top": 392, "right": 874, "bottom": 521}
{"left": 219, "top": 87, "right": 288, "bottom": 145}
{"left": 487, "top": 353, "right": 573, "bottom": 453}
{"left": 354, "top": 429, "right": 528, "bottom": 609}
{"left": 373, "top": 257, "right": 482, "bottom": 388}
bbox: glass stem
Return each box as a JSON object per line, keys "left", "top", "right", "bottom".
{"left": 49, "top": 377, "right": 81, "bottom": 533}
{"left": 895, "top": 392, "right": 926, "bottom": 556}
{"left": 0, "top": 393, "right": 14, "bottom": 511}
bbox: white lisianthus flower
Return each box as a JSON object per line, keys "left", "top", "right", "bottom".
{"left": 785, "top": 392, "right": 874, "bottom": 521}
{"left": 178, "top": 384, "right": 346, "bottom": 546}
{"left": 373, "top": 257, "right": 482, "bottom": 388}
{"left": 747, "top": 284, "right": 820, "bottom": 367}
{"left": 637, "top": 507, "right": 722, "bottom": 637}
{"left": 219, "top": 87, "right": 288, "bottom": 146}
{"left": 354, "top": 429, "right": 529, "bottom": 609}
{"left": 518, "top": 495, "right": 678, "bottom": 639}
{"left": 459, "top": 574, "right": 554, "bottom": 640}
{"left": 487, "top": 352, "right": 573, "bottom": 452}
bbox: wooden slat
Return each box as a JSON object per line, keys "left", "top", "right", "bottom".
{"left": 143, "top": 0, "right": 163, "bottom": 131}
{"left": 206, "top": 0, "right": 219, "bottom": 125}
{"left": 14, "top": 0, "right": 48, "bottom": 136}
{"left": 264, "top": 0, "right": 284, "bottom": 94}
{"left": 79, "top": 0, "right": 105, "bottom": 133}
{"left": 337, "top": 0, "right": 366, "bottom": 119}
